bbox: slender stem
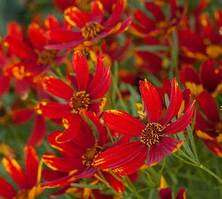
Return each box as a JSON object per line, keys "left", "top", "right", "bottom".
{"left": 174, "top": 154, "right": 222, "bottom": 184}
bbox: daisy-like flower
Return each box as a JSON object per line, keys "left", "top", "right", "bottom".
{"left": 42, "top": 113, "right": 125, "bottom": 193}
{"left": 93, "top": 79, "right": 195, "bottom": 175}
{"left": 195, "top": 91, "right": 222, "bottom": 157}
{"left": 46, "top": 0, "right": 131, "bottom": 50}
{"left": 40, "top": 53, "right": 111, "bottom": 119}
{"left": 2, "top": 18, "right": 62, "bottom": 97}
{"left": 0, "top": 146, "right": 42, "bottom": 199}
{"left": 180, "top": 60, "right": 222, "bottom": 97}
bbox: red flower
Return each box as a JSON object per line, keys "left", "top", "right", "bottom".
{"left": 159, "top": 187, "right": 186, "bottom": 199}
{"left": 0, "top": 146, "right": 42, "bottom": 199}
{"left": 93, "top": 79, "right": 195, "bottom": 175}
{"left": 3, "top": 19, "right": 62, "bottom": 97}
{"left": 179, "top": 60, "right": 222, "bottom": 96}
{"left": 46, "top": 0, "right": 131, "bottom": 50}
{"left": 131, "top": 1, "right": 185, "bottom": 38}
{"left": 195, "top": 91, "right": 222, "bottom": 157}
{"left": 40, "top": 53, "right": 111, "bottom": 119}
{"left": 42, "top": 113, "right": 125, "bottom": 193}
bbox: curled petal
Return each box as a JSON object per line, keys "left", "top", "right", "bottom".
{"left": 103, "top": 110, "right": 144, "bottom": 136}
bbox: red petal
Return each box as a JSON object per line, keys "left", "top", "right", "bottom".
{"left": 88, "top": 55, "right": 111, "bottom": 99}
{"left": 103, "top": 172, "right": 125, "bottom": 193}
{"left": 161, "top": 79, "right": 183, "bottom": 125}
{"left": 25, "top": 146, "right": 39, "bottom": 188}
{"left": 40, "top": 102, "right": 70, "bottom": 119}
{"left": 0, "top": 76, "right": 10, "bottom": 96}
{"left": 0, "top": 177, "right": 16, "bottom": 198}
{"left": 103, "top": 110, "right": 144, "bottom": 137}
{"left": 104, "top": 0, "right": 126, "bottom": 27}
{"left": 204, "top": 140, "right": 222, "bottom": 157}
{"left": 2, "top": 158, "right": 27, "bottom": 189}
{"left": 197, "top": 91, "right": 219, "bottom": 122}
{"left": 179, "top": 64, "right": 200, "bottom": 84}
{"left": 42, "top": 76, "right": 73, "bottom": 100}
{"left": 159, "top": 188, "right": 172, "bottom": 199}
{"left": 64, "top": 6, "right": 89, "bottom": 28}
{"left": 43, "top": 154, "right": 83, "bottom": 172}
{"left": 11, "top": 108, "right": 34, "bottom": 124}
{"left": 147, "top": 137, "right": 183, "bottom": 165}
{"left": 85, "top": 111, "right": 108, "bottom": 146}
{"left": 4, "top": 36, "right": 36, "bottom": 60}
{"left": 134, "top": 10, "right": 155, "bottom": 32}
{"left": 28, "top": 23, "right": 47, "bottom": 49}
{"left": 139, "top": 80, "right": 162, "bottom": 122}
{"left": 72, "top": 53, "right": 89, "bottom": 91}
{"left": 27, "top": 115, "right": 46, "bottom": 146}
{"left": 48, "top": 131, "right": 84, "bottom": 157}
{"left": 164, "top": 101, "right": 195, "bottom": 134}
{"left": 200, "top": 60, "right": 222, "bottom": 92}
{"left": 176, "top": 188, "right": 186, "bottom": 199}
{"left": 94, "top": 141, "right": 146, "bottom": 174}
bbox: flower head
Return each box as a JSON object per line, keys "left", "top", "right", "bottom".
{"left": 94, "top": 79, "right": 195, "bottom": 175}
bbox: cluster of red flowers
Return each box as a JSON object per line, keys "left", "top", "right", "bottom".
{"left": 0, "top": 0, "right": 221, "bottom": 198}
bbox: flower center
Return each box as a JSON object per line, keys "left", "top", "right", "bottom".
{"left": 140, "top": 123, "right": 164, "bottom": 147}
{"left": 37, "top": 50, "right": 57, "bottom": 65}
{"left": 69, "top": 91, "right": 90, "bottom": 114}
{"left": 81, "top": 22, "right": 104, "bottom": 40}
{"left": 11, "top": 65, "right": 31, "bottom": 80}
{"left": 82, "top": 146, "right": 101, "bottom": 167}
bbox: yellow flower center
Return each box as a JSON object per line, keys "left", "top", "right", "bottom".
{"left": 37, "top": 50, "right": 57, "bottom": 65}
{"left": 140, "top": 123, "right": 164, "bottom": 147}
{"left": 81, "top": 22, "right": 104, "bottom": 40}
{"left": 82, "top": 146, "right": 101, "bottom": 167}
{"left": 11, "top": 65, "right": 31, "bottom": 80}
{"left": 69, "top": 91, "right": 90, "bottom": 114}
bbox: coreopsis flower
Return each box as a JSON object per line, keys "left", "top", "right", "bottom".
{"left": 195, "top": 91, "right": 222, "bottom": 157}
{"left": 46, "top": 0, "right": 131, "bottom": 50}
{"left": 159, "top": 187, "right": 186, "bottom": 199}
{"left": 0, "top": 146, "right": 42, "bottom": 199}
{"left": 179, "top": 9, "right": 222, "bottom": 62}
{"left": 93, "top": 79, "right": 195, "bottom": 175}
{"left": 179, "top": 60, "right": 222, "bottom": 97}
{"left": 2, "top": 18, "right": 62, "bottom": 97}
{"left": 42, "top": 113, "right": 125, "bottom": 193}
{"left": 131, "top": 0, "right": 185, "bottom": 38}
{"left": 40, "top": 53, "right": 111, "bottom": 119}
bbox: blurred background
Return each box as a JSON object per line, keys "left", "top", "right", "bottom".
{"left": 1, "top": 0, "right": 222, "bottom": 35}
